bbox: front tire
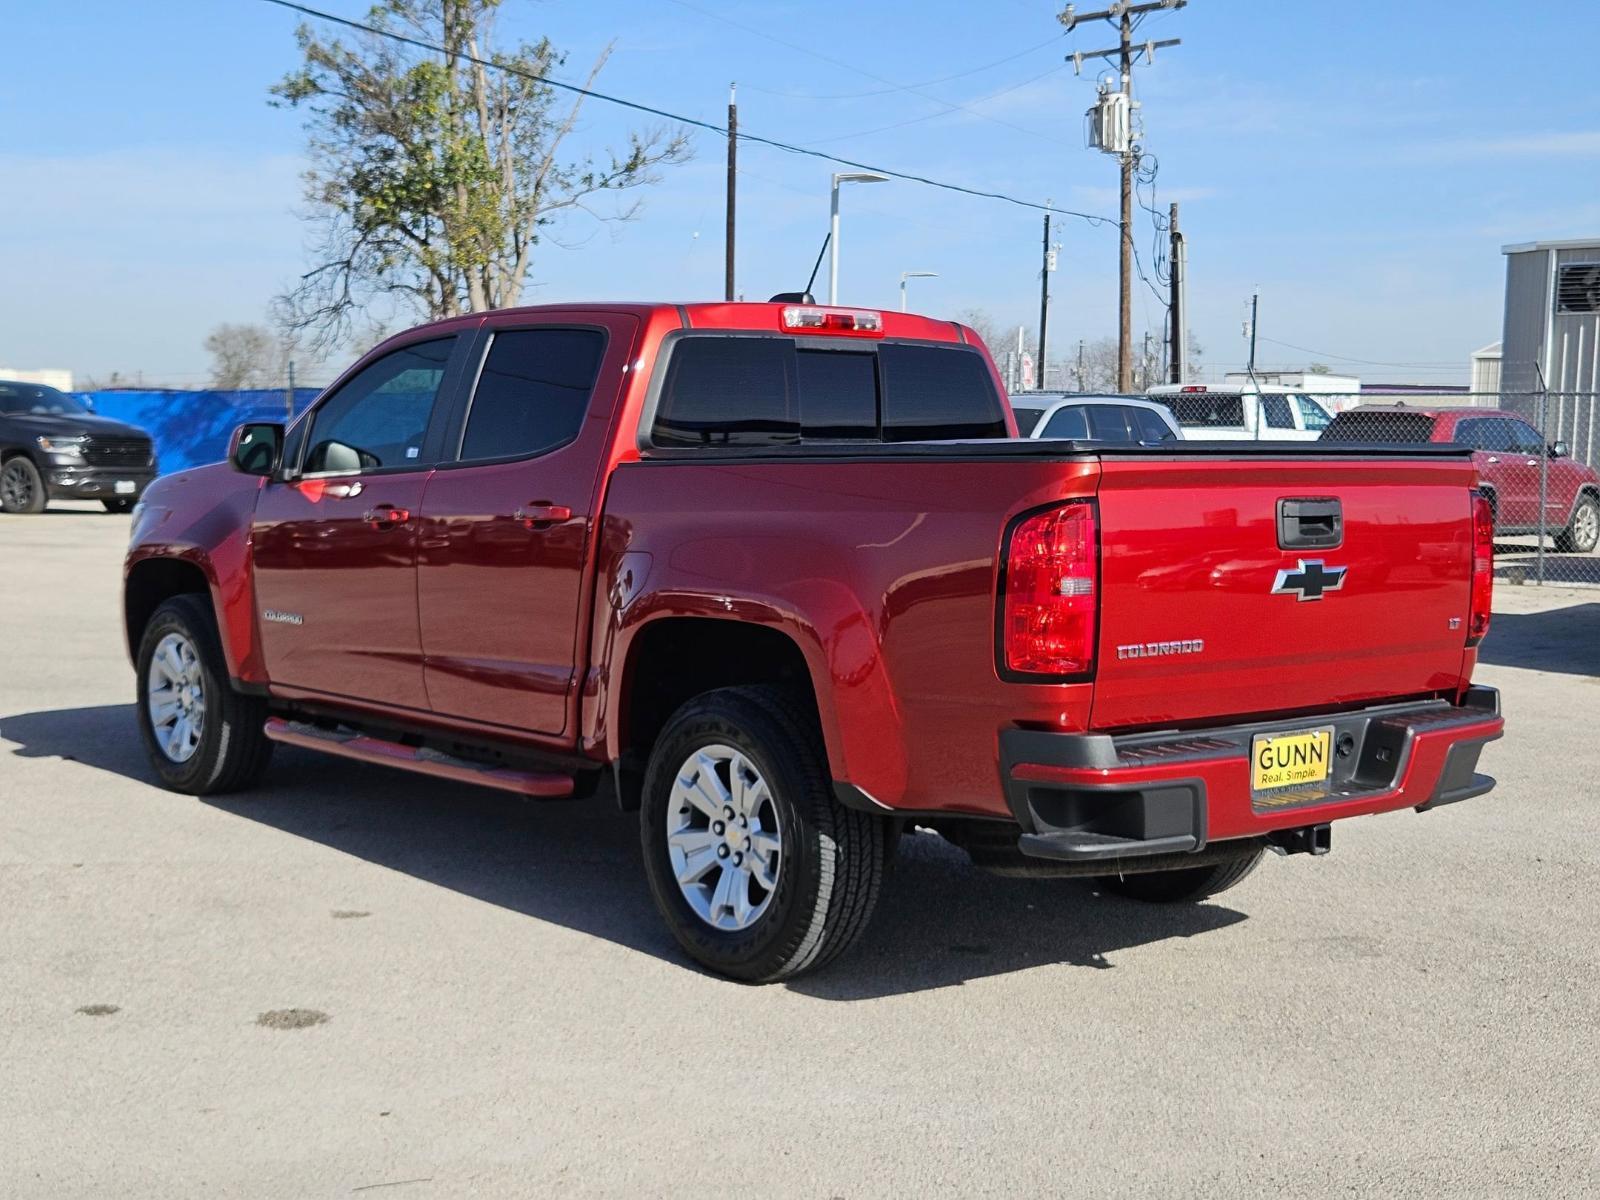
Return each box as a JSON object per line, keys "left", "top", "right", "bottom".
{"left": 0, "top": 456, "right": 47, "bottom": 514}
{"left": 639, "top": 686, "right": 885, "bottom": 983}
{"left": 1097, "top": 847, "right": 1264, "bottom": 903}
{"left": 1555, "top": 494, "right": 1600, "bottom": 554}
{"left": 135, "top": 595, "right": 273, "bottom": 794}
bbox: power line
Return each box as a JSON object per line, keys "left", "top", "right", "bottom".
{"left": 662, "top": 0, "right": 1072, "bottom": 147}
{"left": 260, "top": 0, "right": 1115, "bottom": 228}
{"left": 1256, "top": 337, "right": 1465, "bottom": 368}
{"left": 804, "top": 64, "right": 1067, "bottom": 147}
{"left": 737, "top": 31, "right": 1070, "bottom": 101}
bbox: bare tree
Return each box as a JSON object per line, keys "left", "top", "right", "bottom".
{"left": 270, "top": 0, "right": 692, "bottom": 349}
{"left": 204, "top": 324, "right": 285, "bottom": 390}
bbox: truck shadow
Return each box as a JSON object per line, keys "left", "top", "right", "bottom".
{"left": 1, "top": 703, "right": 1247, "bottom": 999}
{"left": 1476, "top": 604, "right": 1600, "bottom": 676}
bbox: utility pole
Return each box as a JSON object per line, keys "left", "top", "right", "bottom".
{"left": 1077, "top": 339, "right": 1086, "bottom": 391}
{"left": 725, "top": 83, "right": 737, "bottom": 302}
{"left": 1141, "top": 330, "right": 1152, "bottom": 390}
{"left": 1168, "top": 201, "right": 1186, "bottom": 383}
{"left": 286, "top": 359, "right": 296, "bottom": 421}
{"left": 1037, "top": 209, "right": 1055, "bottom": 390}
{"left": 1246, "top": 288, "right": 1260, "bottom": 377}
{"left": 1060, "top": 0, "right": 1185, "bottom": 392}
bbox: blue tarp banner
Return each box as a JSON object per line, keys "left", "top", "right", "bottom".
{"left": 73, "top": 389, "right": 320, "bottom": 476}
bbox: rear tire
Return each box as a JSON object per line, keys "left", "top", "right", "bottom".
{"left": 639, "top": 685, "right": 885, "bottom": 983}
{"left": 102, "top": 498, "right": 136, "bottom": 514}
{"left": 135, "top": 595, "right": 273, "bottom": 795}
{"left": 0, "top": 456, "right": 47, "bottom": 514}
{"left": 1097, "top": 847, "right": 1264, "bottom": 903}
{"left": 1555, "top": 494, "right": 1600, "bottom": 554}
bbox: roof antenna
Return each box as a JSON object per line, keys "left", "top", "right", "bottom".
{"left": 768, "top": 231, "right": 830, "bottom": 305}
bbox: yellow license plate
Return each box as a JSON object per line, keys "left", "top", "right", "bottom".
{"left": 1251, "top": 727, "right": 1333, "bottom": 793}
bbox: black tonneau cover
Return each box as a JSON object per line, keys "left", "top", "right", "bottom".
{"left": 639, "top": 438, "right": 1474, "bottom": 463}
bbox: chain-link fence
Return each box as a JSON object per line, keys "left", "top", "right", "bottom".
{"left": 1320, "top": 389, "right": 1600, "bottom": 588}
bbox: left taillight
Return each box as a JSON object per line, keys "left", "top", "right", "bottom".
{"left": 1000, "top": 501, "right": 1098, "bottom": 677}
{"left": 1467, "top": 490, "right": 1494, "bottom": 646}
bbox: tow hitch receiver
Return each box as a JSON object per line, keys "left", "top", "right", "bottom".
{"left": 1266, "top": 823, "right": 1332, "bottom": 856}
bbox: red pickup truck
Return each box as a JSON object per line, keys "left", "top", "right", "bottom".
{"left": 124, "top": 302, "right": 1504, "bottom": 981}
{"left": 1321, "top": 406, "right": 1600, "bottom": 553}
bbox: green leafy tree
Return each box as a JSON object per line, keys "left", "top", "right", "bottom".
{"left": 271, "top": 0, "right": 691, "bottom": 346}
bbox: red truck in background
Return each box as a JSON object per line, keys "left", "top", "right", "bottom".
{"left": 123, "top": 301, "right": 1505, "bottom": 982}
{"left": 1322, "top": 406, "right": 1600, "bottom": 553}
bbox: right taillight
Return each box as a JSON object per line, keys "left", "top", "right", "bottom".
{"left": 1467, "top": 490, "right": 1494, "bottom": 646}
{"left": 1001, "top": 501, "right": 1098, "bottom": 677}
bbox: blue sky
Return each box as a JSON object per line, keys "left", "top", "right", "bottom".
{"left": 4, "top": 0, "right": 1598, "bottom": 385}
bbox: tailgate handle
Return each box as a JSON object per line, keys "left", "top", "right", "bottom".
{"left": 1278, "top": 498, "right": 1343, "bottom": 549}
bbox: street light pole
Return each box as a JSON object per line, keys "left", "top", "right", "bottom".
{"left": 899, "top": 270, "right": 938, "bottom": 312}
{"left": 828, "top": 172, "right": 889, "bottom": 305}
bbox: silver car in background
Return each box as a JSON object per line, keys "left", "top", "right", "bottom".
{"left": 1010, "top": 393, "right": 1183, "bottom": 443}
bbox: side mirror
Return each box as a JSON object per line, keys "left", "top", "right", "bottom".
{"left": 1551, "top": 440, "right": 1570, "bottom": 459}
{"left": 82, "top": 396, "right": 96, "bottom": 413}
{"left": 230, "top": 422, "right": 284, "bottom": 477}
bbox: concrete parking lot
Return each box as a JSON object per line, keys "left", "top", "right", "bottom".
{"left": 2, "top": 503, "right": 1597, "bottom": 1198}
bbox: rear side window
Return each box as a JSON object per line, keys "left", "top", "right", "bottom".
{"left": 459, "top": 328, "right": 605, "bottom": 462}
{"left": 1010, "top": 405, "right": 1048, "bottom": 436}
{"left": 1040, "top": 406, "right": 1090, "bottom": 439}
{"left": 654, "top": 338, "right": 798, "bottom": 446}
{"left": 1166, "top": 393, "right": 1245, "bottom": 427}
{"left": 1320, "top": 410, "right": 1438, "bottom": 442}
{"left": 651, "top": 337, "right": 1006, "bottom": 446}
{"left": 878, "top": 344, "right": 1007, "bottom": 442}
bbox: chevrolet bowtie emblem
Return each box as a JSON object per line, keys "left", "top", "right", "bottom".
{"left": 1271, "top": 558, "right": 1348, "bottom": 601}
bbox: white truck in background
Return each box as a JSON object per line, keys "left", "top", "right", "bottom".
{"left": 1145, "top": 383, "right": 1336, "bottom": 441}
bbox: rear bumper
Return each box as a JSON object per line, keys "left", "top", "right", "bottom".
{"left": 45, "top": 466, "right": 157, "bottom": 500}
{"left": 1001, "top": 686, "right": 1503, "bottom": 864}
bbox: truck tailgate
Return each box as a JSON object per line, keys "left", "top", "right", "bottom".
{"left": 1090, "top": 454, "right": 1478, "bottom": 730}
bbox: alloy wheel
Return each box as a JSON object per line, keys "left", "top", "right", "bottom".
{"left": 1575, "top": 500, "right": 1600, "bottom": 552}
{"left": 666, "top": 743, "right": 784, "bottom": 931}
{"left": 146, "top": 632, "right": 206, "bottom": 763}
{"left": 1, "top": 461, "right": 36, "bottom": 511}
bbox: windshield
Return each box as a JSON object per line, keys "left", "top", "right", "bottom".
{"left": 0, "top": 383, "right": 89, "bottom": 416}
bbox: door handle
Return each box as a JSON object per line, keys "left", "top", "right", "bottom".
{"left": 512, "top": 503, "right": 572, "bottom": 528}
{"left": 362, "top": 504, "right": 411, "bottom": 528}
{"left": 1485, "top": 456, "right": 1499, "bottom": 464}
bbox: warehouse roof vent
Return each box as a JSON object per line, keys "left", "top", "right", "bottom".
{"left": 1556, "top": 262, "right": 1600, "bottom": 313}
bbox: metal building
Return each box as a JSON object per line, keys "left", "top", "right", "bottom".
{"left": 1500, "top": 239, "right": 1600, "bottom": 466}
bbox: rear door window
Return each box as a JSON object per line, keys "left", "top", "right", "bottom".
{"left": 459, "top": 328, "right": 605, "bottom": 462}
